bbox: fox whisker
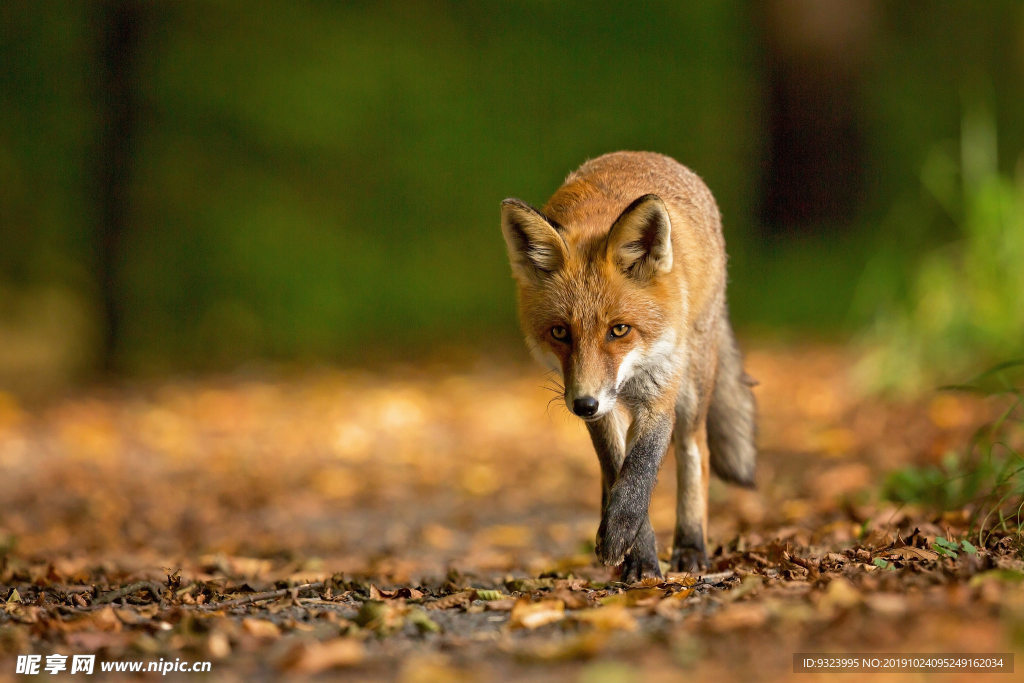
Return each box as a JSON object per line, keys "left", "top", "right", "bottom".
{"left": 544, "top": 394, "right": 570, "bottom": 417}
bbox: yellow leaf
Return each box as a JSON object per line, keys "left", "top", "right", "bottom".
{"left": 242, "top": 617, "right": 281, "bottom": 639}
{"left": 705, "top": 603, "right": 768, "bottom": 632}
{"left": 821, "top": 577, "right": 861, "bottom": 611}
{"left": 508, "top": 598, "right": 564, "bottom": 629}
{"left": 278, "top": 638, "right": 364, "bottom": 673}
{"left": 663, "top": 573, "right": 699, "bottom": 586}
{"left": 572, "top": 605, "right": 637, "bottom": 631}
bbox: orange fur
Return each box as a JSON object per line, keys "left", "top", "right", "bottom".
{"left": 501, "top": 151, "right": 756, "bottom": 576}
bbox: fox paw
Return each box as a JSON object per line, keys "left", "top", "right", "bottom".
{"left": 669, "top": 544, "right": 708, "bottom": 573}
{"left": 595, "top": 490, "right": 645, "bottom": 566}
{"left": 620, "top": 548, "right": 662, "bottom": 583}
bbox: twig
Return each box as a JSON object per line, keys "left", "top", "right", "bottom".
{"left": 96, "top": 581, "right": 165, "bottom": 605}
{"left": 199, "top": 582, "right": 324, "bottom": 610}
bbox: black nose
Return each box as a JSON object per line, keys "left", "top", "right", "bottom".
{"left": 572, "top": 396, "right": 599, "bottom": 417}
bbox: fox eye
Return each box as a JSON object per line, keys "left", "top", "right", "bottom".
{"left": 550, "top": 325, "right": 569, "bottom": 342}
{"left": 610, "top": 324, "right": 631, "bottom": 338}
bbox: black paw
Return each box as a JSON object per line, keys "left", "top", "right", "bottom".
{"left": 620, "top": 547, "right": 662, "bottom": 583}
{"left": 595, "top": 489, "right": 645, "bottom": 566}
{"left": 669, "top": 544, "right": 708, "bottom": 573}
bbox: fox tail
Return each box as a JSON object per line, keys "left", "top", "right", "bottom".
{"left": 707, "top": 314, "right": 758, "bottom": 487}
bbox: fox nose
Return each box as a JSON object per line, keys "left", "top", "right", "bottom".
{"left": 572, "top": 396, "right": 599, "bottom": 417}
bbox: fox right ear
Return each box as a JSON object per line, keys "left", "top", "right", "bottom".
{"left": 605, "top": 194, "right": 673, "bottom": 282}
{"left": 500, "top": 199, "right": 567, "bottom": 281}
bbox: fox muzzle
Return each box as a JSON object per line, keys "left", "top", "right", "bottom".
{"left": 571, "top": 396, "right": 599, "bottom": 417}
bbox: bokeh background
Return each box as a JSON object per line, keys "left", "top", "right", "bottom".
{"left": 3, "top": 4, "right": 1024, "bottom": 677}
{"left": 2, "top": 0, "right": 1023, "bottom": 389}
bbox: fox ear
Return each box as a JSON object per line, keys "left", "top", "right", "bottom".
{"left": 501, "top": 198, "right": 567, "bottom": 280}
{"left": 605, "top": 194, "right": 673, "bottom": 281}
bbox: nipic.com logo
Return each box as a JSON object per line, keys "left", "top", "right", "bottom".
{"left": 15, "top": 654, "right": 213, "bottom": 675}
{"left": 16, "top": 655, "right": 94, "bottom": 675}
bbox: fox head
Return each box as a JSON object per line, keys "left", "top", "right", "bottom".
{"left": 500, "top": 194, "right": 682, "bottom": 420}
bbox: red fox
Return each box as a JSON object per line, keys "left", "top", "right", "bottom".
{"left": 500, "top": 151, "right": 756, "bottom": 580}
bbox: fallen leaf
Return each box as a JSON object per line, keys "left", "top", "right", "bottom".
{"left": 371, "top": 585, "right": 425, "bottom": 600}
{"left": 354, "top": 600, "right": 406, "bottom": 634}
{"left": 705, "top": 603, "right": 768, "bottom": 631}
{"left": 426, "top": 591, "right": 474, "bottom": 610}
{"left": 473, "top": 589, "right": 506, "bottom": 601}
{"left": 863, "top": 593, "right": 907, "bottom": 616}
{"left": 884, "top": 546, "right": 939, "bottom": 561}
{"left": 551, "top": 588, "right": 590, "bottom": 609}
{"left": 207, "top": 631, "right": 231, "bottom": 659}
{"left": 406, "top": 607, "right": 441, "bottom": 634}
{"left": 508, "top": 598, "right": 565, "bottom": 629}
{"left": 242, "top": 618, "right": 281, "bottom": 639}
{"left": 510, "top": 632, "right": 609, "bottom": 662}
{"left": 572, "top": 605, "right": 637, "bottom": 631}
{"left": 722, "top": 574, "right": 763, "bottom": 602}
{"left": 663, "top": 574, "right": 699, "bottom": 587}
{"left": 278, "top": 638, "right": 364, "bottom": 673}
{"left": 819, "top": 577, "right": 861, "bottom": 612}
{"left": 600, "top": 586, "right": 666, "bottom": 608}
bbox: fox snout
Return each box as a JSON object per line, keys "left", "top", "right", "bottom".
{"left": 565, "top": 378, "right": 617, "bottom": 420}
{"left": 571, "top": 395, "right": 600, "bottom": 418}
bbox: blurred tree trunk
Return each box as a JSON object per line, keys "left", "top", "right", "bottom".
{"left": 93, "top": 0, "right": 142, "bottom": 374}
{"left": 758, "top": 0, "right": 875, "bottom": 239}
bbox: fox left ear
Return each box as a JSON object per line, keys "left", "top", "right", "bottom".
{"left": 605, "top": 194, "right": 673, "bottom": 281}
{"left": 500, "top": 198, "right": 567, "bottom": 282}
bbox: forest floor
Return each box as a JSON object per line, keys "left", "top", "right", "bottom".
{"left": 1, "top": 342, "right": 1022, "bottom": 681}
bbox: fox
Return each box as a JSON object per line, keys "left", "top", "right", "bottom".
{"left": 500, "top": 151, "right": 756, "bottom": 580}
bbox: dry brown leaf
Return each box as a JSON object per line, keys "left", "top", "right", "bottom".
{"left": 242, "top": 617, "right": 281, "bottom": 639}
{"left": 114, "top": 607, "right": 153, "bottom": 625}
{"left": 86, "top": 606, "right": 123, "bottom": 632}
{"left": 508, "top": 598, "right": 565, "bottom": 629}
{"left": 599, "top": 587, "right": 666, "bottom": 608}
{"left": 207, "top": 631, "right": 231, "bottom": 659}
{"left": 863, "top": 593, "right": 907, "bottom": 616}
{"left": 278, "top": 638, "right": 364, "bottom": 673}
{"left": 722, "top": 574, "right": 763, "bottom": 602}
{"left": 821, "top": 577, "right": 861, "bottom": 611}
{"left": 663, "top": 573, "right": 699, "bottom": 586}
{"left": 572, "top": 605, "right": 637, "bottom": 631}
{"left": 371, "top": 585, "right": 424, "bottom": 600}
{"left": 484, "top": 599, "right": 516, "bottom": 611}
{"left": 705, "top": 603, "right": 768, "bottom": 632}
{"left": 426, "top": 590, "right": 474, "bottom": 610}
{"left": 884, "top": 546, "right": 939, "bottom": 561}
{"left": 399, "top": 655, "right": 470, "bottom": 683}
{"left": 510, "top": 632, "right": 609, "bottom": 662}
{"left": 551, "top": 588, "right": 590, "bottom": 609}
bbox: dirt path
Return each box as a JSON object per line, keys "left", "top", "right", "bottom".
{"left": 1, "top": 344, "right": 1021, "bottom": 680}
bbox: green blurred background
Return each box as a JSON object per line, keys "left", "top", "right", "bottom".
{"left": 2, "top": 0, "right": 1023, "bottom": 388}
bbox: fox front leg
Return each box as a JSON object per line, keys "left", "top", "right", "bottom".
{"left": 586, "top": 414, "right": 660, "bottom": 582}
{"left": 593, "top": 412, "right": 673, "bottom": 572}
{"left": 670, "top": 423, "right": 711, "bottom": 572}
